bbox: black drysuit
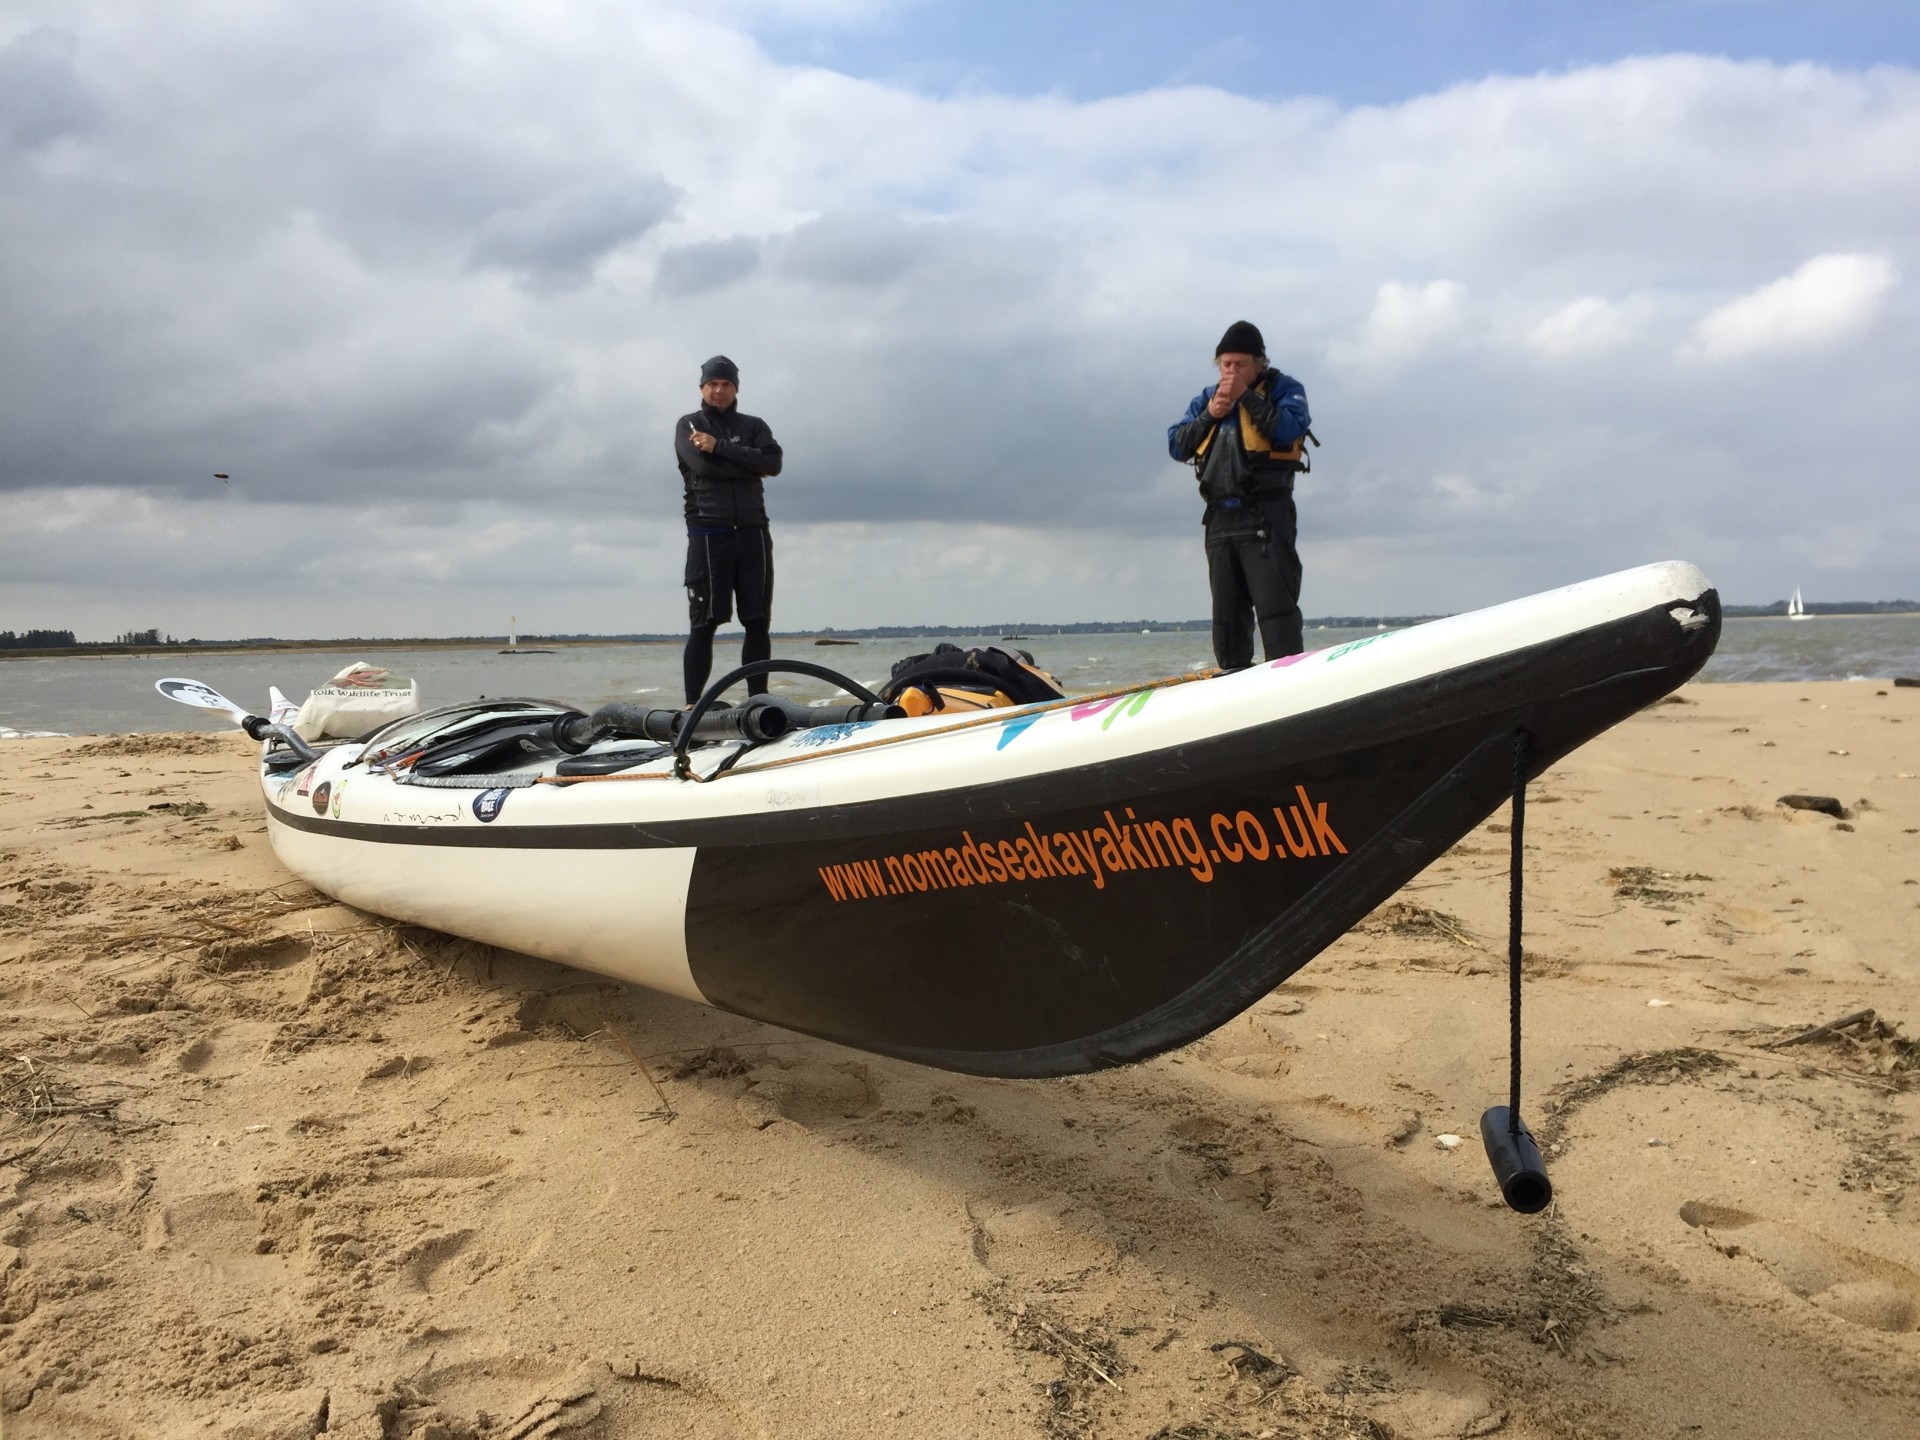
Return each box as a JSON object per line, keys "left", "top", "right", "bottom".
{"left": 675, "top": 402, "right": 784, "bottom": 702}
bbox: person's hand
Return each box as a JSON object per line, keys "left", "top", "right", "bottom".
{"left": 1206, "top": 385, "right": 1238, "bottom": 418}
{"left": 689, "top": 427, "right": 717, "bottom": 453}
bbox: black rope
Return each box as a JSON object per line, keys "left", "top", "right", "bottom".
{"left": 1508, "top": 728, "right": 1532, "bottom": 1133}
{"left": 672, "top": 658, "right": 884, "bottom": 779}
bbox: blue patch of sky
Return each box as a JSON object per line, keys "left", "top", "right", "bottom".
{"left": 752, "top": 0, "right": 1920, "bottom": 105}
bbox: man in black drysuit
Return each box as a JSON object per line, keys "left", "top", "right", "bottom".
{"left": 1167, "top": 320, "right": 1312, "bottom": 669}
{"left": 675, "top": 354, "right": 784, "bottom": 704}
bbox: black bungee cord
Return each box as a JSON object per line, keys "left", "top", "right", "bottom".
{"left": 1480, "top": 727, "right": 1554, "bottom": 1214}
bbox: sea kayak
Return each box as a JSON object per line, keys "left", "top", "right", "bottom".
{"left": 238, "top": 561, "right": 1717, "bottom": 1078}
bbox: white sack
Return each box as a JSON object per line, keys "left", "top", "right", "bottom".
{"left": 294, "top": 662, "right": 421, "bottom": 741}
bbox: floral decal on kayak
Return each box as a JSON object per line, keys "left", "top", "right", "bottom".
{"left": 1071, "top": 691, "right": 1152, "bottom": 730}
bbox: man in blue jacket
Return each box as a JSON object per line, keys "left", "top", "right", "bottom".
{"left": 675, "top": 355, "right": 784, "bottom": 703}
{"left": 1167, "top": 321, "right": 1312, "bottom": 669}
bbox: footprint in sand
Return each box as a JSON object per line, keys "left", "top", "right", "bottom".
{"left": 1210, "top": 1008, "right": 1298, "bottom": 1077}
{"left": 1165, "top": 1115, "right": 1275, "bottom": 1211}
{"left": 969, "top": 1191, "right": 1120, "bottom": 1284}
{"left": 384, "top": 1152, "right": 513, "bottom": 1181}
{"left": 171, "top": 1035, "right": 215, "bottom": 1072}
{"left": 1681, "top": 1200, "right": 1920, "bottom": 1332}
{"left": 199, "top": 933, "right": 311, "bottom": 974}
{"left": 160, "top": 1187, "right": 284, "bottom": 1272}
{"left": 734, "top": 1059, "right": 876, "bottom": 1131}
{"left": 397, "top": 1228, "right": 476, "bottom": 1291}
{"left": 163, "top": 1020, "right": 285, "bottom": 1077}
{"left": 13, "top": 1154, "right": 143, "bottom": 1243}
{"left": 365, "top": 1356, "right": 756, "bottom": 1439}
{"left": 18, "top": 1153, "right": 122, "bottom": 1195}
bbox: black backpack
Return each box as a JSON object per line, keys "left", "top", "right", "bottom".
{"left": 880, "top": 643, "right": 1064, "bottom": 711}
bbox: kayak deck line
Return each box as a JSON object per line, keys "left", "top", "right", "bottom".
{"left": 529, "top": 667, "right": 1224, "bottom": 786}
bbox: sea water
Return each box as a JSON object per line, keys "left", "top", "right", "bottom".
{"left": 3, "top": 616, "right": 1917, "bottom": 737}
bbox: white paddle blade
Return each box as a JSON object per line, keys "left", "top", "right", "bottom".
{"left": 155, "top": 677, "right": 250, "bottom": 725}
{"left": 268, "top": 686, "right": 299, "bottom": 727}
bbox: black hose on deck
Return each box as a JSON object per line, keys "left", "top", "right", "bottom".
{"left": 551, "top": 689, "right": 900, "bottom": 755}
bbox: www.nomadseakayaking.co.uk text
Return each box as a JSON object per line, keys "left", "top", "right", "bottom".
{"left": 816, "top": 786, "right": 1346, "bottom": 903}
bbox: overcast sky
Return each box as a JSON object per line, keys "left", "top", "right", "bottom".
{"left": 2, "top": 1, "right": 1916, "bottom": 640}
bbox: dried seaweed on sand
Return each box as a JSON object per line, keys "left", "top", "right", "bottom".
{"left": 1359, "top": 900, "right": 1483, "bottom": 948}
{"left": 1752, "top": 1009, "right": 1919, "bottom": 1085}
{"left": 1607, "top": 866, "right": 1711, "bottom": 907}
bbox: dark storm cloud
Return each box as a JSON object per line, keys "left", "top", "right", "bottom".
{"left": 654, "top": 236, "right": 764, "bottom": 295}
{"left": 469, "top": 174, "right": 679, "bottom": 286}
{"left": 778, "top": 210, "right": 936, "bottom": 286}
{"left": 306, "top": 354, "right": 560, "bottom": 474}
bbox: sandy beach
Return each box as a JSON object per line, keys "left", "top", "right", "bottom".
{"left": 1, "top": 680, "right": 1915, "bottom": 1439}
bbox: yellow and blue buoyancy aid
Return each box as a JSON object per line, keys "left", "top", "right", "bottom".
{"left": 1191, "top": 372, "right": 1308, "bottom": 469}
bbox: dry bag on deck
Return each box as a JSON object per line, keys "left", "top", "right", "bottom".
{"left": 880, "top": 644, "right": 1064, "bottom": 717}
{"left": 294, "top": 662, "right": 422, "bottom": 741}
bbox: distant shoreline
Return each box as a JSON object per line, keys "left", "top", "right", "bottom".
{"left": 0, "top": 636, "right": 681, "bottom": 662}
{"left": 3, "top": 606, "right": 1915, "bottom": 661}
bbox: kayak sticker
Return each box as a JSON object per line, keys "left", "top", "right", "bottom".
{"left": 294, "top": 762, "right": 318, "bottom": 797}
{"left": 1071, "top": 690, "right": 1152, "bottom": 730}
{"left": 310, "top": 781, "right": 331, "bottom": 816}
{"left": 995, "top": 713, "right": 1042, "bottom": 750}
{"left": 472, "top": 788, "right": 511, "bottom": 823}
{"left": 1321, "top": 632, "right": 1396, "bottom": 663}
{"left": 815, "top": 784, "right": 1346, "bottom": 903}
{"left": 791, "top": 723, "right": 868, "bottom": 749}
{"left": 331, "top": 779, "right": 346, "bottom": 818}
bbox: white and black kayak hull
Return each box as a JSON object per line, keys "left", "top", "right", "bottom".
{"left": 261, "top": 563, "right": 1719, "bottom": 1077}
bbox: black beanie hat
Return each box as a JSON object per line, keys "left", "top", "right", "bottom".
{"left": 699, "top": 354, "right": 740, "bottom": 385}
{"left": 1215, "top": 321, "right": 1265, "bottom": 358}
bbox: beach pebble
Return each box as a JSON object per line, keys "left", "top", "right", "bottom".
{"left": 1648, "top": 998, "right": 1672, "bottom": 1007}
{"left": 1777, "top": 794, "right": 1845, "bottom": 817}
{"left": 1435, "top": 1134, "right": 1463, "bottom": 1150}
{"left": 1647, "top": 1137, "right": 1668, "bottom": 1147}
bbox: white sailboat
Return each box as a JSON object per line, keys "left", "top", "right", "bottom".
{"left": 1787, "top": 587, "right": 1810, "bottom": 622}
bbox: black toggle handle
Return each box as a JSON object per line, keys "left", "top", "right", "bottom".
{"left": 1480, "top": 1106, "right": 1552, "bottom": 1214}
